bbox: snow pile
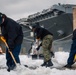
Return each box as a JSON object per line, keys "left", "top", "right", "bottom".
{"left": 0, "top": 51, "right": 76, "bottom": 75}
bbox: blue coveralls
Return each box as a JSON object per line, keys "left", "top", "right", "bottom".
{"left": 67, "top": 40, "right": 76, "bottom": 65}
{"left": 1, "top": 16, "right": 23, "bottom": 69}
{"left": 6, "top": 45, "right": 21, "bottom": 68}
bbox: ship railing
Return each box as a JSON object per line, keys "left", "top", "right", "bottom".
{"left": 23, "top": 37, "right": 34, "bottom": 42}
{"left": 54, "top": 34, "right": 72, "bottom": 42}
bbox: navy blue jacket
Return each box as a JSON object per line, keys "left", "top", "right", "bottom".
{"left": 1, "top": 17, "right": 23, "bottom": 50}
{"left": 34, "top": 27, "right": 53, "bottom": 40}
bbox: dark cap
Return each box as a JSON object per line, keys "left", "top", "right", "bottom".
{"left": 32, "top": 22, "right": 40, "bottom": 29}
{"left": 32, "top": 25, "right": 37, "bottom": 29}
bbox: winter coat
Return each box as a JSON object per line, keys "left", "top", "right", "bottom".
{"left": 1, "top": 17, "right": 23, "bottom": 50}
{"left": 34, "top": 27, "right": 53, "bottom": 40}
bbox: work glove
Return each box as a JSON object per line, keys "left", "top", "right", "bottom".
{"left": 36, "top": 46, "right": 40, "bottom": 51}
{"left": 36, "top": 43, "right": 42, "bottom": 51}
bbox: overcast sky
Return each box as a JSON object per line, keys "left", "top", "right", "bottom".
{"left": 0, "top": 0, "right": 76, "bottom": 20}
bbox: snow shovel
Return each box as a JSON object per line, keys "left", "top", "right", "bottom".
{"left": 0, "top": 36, "right": 17, "bottom": 66}
{"left": 74, "top": 54, "right": 76, "bottom": 62}
{"left": 37, "top": 50, "right": 39, "bottom": 59}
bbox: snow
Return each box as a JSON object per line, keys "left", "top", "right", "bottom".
{"left": 0, "top": 51, "right": 76, "bottom": 75}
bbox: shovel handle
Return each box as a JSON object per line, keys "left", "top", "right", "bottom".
{"left": 0, "top": 36, "right": 17, "bottom": 65}
{"left": 1, "top": 36, "right": 9, "bottom": 48}
{"left": 8, "top": 50, "right": 17, "bottom": 65}
{"left": 74, "top": 54, "right": 76, "bottom": 62}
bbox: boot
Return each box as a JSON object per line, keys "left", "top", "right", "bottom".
{"left": 46, "top": 59, "right": 53, "bottom": 67}
{"left": 7, "top": 65, "right": 16, "bottom": 72}
{"left": 64, "top": 64, "right": 72, "bottom": 68}
{"left": 41, "top": 62, "right": 47, "bottom": 67}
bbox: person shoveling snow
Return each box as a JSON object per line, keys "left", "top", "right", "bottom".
{"left": 0, "top": 12, "right": 23, "bottom": 72}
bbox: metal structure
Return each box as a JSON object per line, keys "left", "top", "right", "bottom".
{"left": 17, "top": 4, "right": 76, "bottom": 54}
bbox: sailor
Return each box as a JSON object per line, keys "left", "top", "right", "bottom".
{"left": 64, "top": 29, "right": 76, "bottom": 68}
{"left": 0, "top": 12, "right": 23, "bottom": 71}
{"left": 32, "top": 23, "right": 54, "bottom": 67}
